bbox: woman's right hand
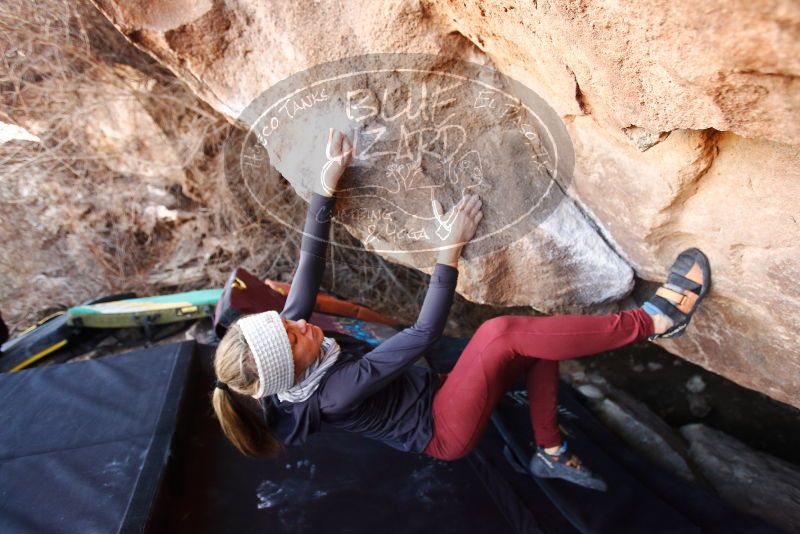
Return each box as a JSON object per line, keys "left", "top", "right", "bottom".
{"left": 316, "top": 128, "right": 353, "bottom": 197}
{"left": 433, "top": 193, "right": 483, "bottom": 267}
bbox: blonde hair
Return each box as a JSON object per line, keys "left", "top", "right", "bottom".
{"left": 211, "top": 320, "right": 282, "bottom": 457}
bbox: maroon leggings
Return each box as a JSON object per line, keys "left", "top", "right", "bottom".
{"left": 423, "top": 308, "right": 655, "bottom": 460}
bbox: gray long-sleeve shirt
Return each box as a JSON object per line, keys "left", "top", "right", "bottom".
{"left": 265, "top": 192, "right": 457, "bottom": 453}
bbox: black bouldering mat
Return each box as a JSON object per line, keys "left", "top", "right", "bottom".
{"left": 1, "top": 333, "right": 783, "bottom": 534}
{"left": 0, "top": 337, "right": 551, "bottom": 534}
{"left": 150, "top": 343, "right": 538, "bottom": 534}
{"left": 0, "top": 341, "right": 195, "bottom": 534}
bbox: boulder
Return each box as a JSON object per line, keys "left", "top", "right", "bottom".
{"left": 570, "top": 373, "right": 700, "bottom": 482}
{"left": 681, "top": 423, "right": 800, "bottom": 532}
{"left": 429, "top": 0, "right": 800, "bottom": 145}
{"left": 594, "top": 397, "right": 697, "bottom": 482}
{"left": 89, "top": 0, "right": 800, "bottom": 407}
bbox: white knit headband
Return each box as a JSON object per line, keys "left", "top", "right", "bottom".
{"left": 238, "top": 311, "right": 295, "bottom": 398}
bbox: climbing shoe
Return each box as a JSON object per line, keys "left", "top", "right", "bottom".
{"left": 529, "top": 442, "right": 608, "bottom": 492}
{"left": 645, "top": 247, "right": 711, "bottom": 341}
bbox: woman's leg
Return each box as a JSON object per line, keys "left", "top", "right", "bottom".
{"left": 527, "top": 359, "right": 561, "bottom": 448}
{"left": 423, "top": 308, "right": 654, "bottom": 461}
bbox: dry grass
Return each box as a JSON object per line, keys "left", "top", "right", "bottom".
{"left": 0, "top": 0, "right": 230, "bottom": 326}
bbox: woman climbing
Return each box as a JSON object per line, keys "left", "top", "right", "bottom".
{"left": 212, "top": 128, "right": 712, "bottom": 492}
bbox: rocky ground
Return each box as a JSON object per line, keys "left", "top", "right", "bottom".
{"left": 564, "top": 345, "right": 800, "bottom": 532}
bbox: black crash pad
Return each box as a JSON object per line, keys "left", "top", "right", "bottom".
{"left": 150, "top": 344, "right": 533, "bottom": 533}
{"left": 0, "top": 341, "right": 194, "bottom": 533}
{"left": 3, "top": 334, "right": 781, "bottom": 534}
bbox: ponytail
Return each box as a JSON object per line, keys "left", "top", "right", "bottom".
{"left": 211, "top": 387, "right": 281, "bottom": 457}
{"left": 211, "top": 321, "right": 282, "bottom": 458}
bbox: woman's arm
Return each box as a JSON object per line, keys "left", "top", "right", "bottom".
{"left": 280, "top": 129, "right": 353, "bottom": 321}
{"left": 280, "top": 193, "right": 336, "bottom": 321}
{"left": 319, "top": 194, "right": 483, "bottom": 412}
{"left": 319, "top": 262, "right": 457, "bottom": 411}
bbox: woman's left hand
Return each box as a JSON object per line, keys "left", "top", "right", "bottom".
{"left": 433, "top": 193, "right": 484, "bottom": 267}
{"left": 316, "top": 128, "right": 353, "bottom": 197}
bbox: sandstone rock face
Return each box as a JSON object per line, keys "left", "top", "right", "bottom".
{"left": 91, "top": 0, "right": 800, "bottom": 407}
{"left": 432, "top": 0, "right": 800, "bottom": 146}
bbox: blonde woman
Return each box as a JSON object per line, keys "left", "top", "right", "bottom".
{"left": 212, "top": 129, "right": 711, "bottom": 492}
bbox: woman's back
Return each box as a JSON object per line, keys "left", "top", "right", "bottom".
{"left": 273, "top": 344, "right": 443, "bottom": 454}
